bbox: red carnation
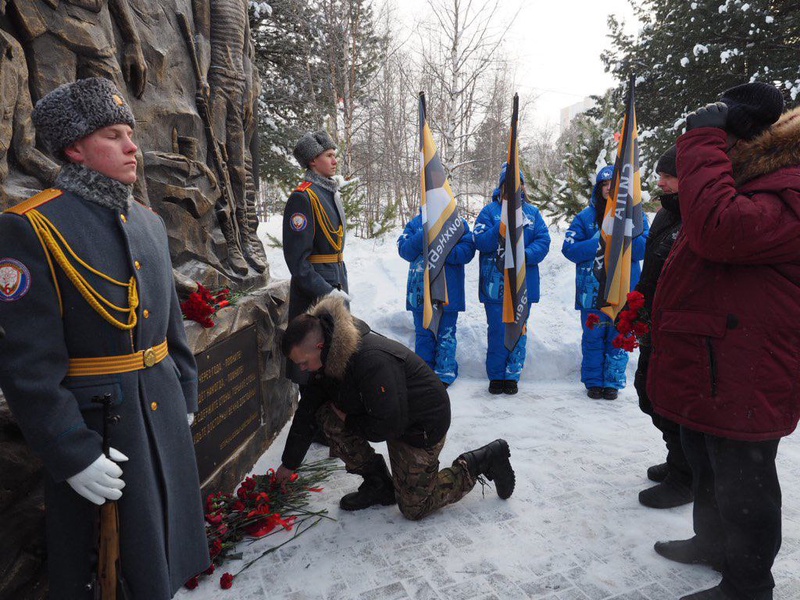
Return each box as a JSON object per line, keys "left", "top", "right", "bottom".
{"left": 204, "top": 564, "right": 216, "bottom": 576}
{"left": 220, "top": 573, "right": 234, "bottom": 589}
{"left": 585, "top": 313, "right": 601, "bottom": 330}
{"left": 184, "top": 576, "right": 199, "bottom": 590}
{"left": 627, "top": 290, "right": 646, "bottom": 311}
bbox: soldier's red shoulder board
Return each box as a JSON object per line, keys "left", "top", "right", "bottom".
{"left": 4, "top": 189, "right": 63, "bottom": 215}
{"left": 295, "top": 181, "right": 313, "bottom": 193}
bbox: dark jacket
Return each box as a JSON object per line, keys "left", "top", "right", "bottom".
{"left": 0, "top": 189, "right": 209, "bottom": 598}
{"left": 283, "top": 180, "right": 348, "bottom": 321}
{"left": 281, "top": 297, "right": 451, "bottom": 470}
{"left": 648, "top": 108, "right": 800, "bottom": 441}
{"left": 635, "top": 193, "right": 682, "bottom": 354}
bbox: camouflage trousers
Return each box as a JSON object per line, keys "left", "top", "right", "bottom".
{"left": 316, "top": 403, "right": 476, "bottom": 520}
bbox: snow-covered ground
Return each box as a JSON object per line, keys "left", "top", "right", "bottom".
{"left": 177, "top": 216, "right": 800, "bottom": 599}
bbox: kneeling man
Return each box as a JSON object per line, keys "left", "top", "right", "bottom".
{"left": 275, "top": 296, "right": 515, "bottom": 520}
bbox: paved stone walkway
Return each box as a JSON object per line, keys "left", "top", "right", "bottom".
{"left": 178, "top": 380, "right": 800, "bottom": 599}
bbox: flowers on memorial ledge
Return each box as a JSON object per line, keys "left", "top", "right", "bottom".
{"left": 180, "top": 284, "right": 232, "bottom": 328}
{"left": 184, "top": 459, "right": 339, "bottom": 591}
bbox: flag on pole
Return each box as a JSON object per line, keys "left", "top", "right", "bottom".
{"left": 497, "top": 93, "right": 528, "bottom": 352}
{"left": 594, "top": 75, "right": 645, "bottom": 320}
{"left": 418, "top": 92, "right": 463, "bottom": 336}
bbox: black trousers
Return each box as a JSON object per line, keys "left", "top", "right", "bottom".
{"left": 681, "top": 427, "right": 781, "bottom": 600}
{"left": 635, "top": 350, "right": 692, "bottom": 486}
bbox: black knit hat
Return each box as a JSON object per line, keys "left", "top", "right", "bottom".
{"left": 719, "top": 82, "right": 784, "bottom": 141}
{"left": 655, "top": 145, "right": 677, "bottom": 177}
{"left": 32, "top": 77, "right": 135, "bottom": 159}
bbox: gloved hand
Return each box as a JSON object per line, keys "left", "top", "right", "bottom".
{"left": 187, "top": 413, "right": 195, "bottom": 426}
{"left": 686, "top": 102, "right": 728, "bottom": 131}
{"left": 327, "top": 288, "right": 352, "bottom": 303}
{"left": 66, "top": 447, "right": 128, "bottom": 505}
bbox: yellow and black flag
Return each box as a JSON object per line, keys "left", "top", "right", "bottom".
{"left": 594, "top": 75, "right": 645, "bottom": 320}
{"left": 497, "top": 94, "right": 528, "bottom": 351}
{"left": 419, "top": 92, "right": 463, "bottom": 336}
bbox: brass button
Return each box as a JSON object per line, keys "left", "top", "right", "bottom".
{"left": 120, "top": 214, "right": 127, "bottom": 223}
{"left": 143, "top": 309, "right": 150, "bottom": 319}
{"left": 134, "top": 260, "right": 141, "bottom": 270}
{"left": 143, "top": 347, "right": 156, "bottom": 367}
{"left": 151, "top": 402, "right": 158, "bottom": 411}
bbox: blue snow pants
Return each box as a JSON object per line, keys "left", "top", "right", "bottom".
{"left": 412, "top": 311, "right": 459, "bottom": 385}
{"left": 579, "top": 309, "right": 627, "bottom": 390}
{"left": 484, "top": 303, "right": 527, "bottom": 382}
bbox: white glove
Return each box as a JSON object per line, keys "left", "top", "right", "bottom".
{"left": 187, "top": 413, "right": 195, "bottom": 426}
{"left": 327, "top": 288, "right": 352, "bottom": 302}
{"left": 66, "top": 447, "right": 128, "bottom": 505}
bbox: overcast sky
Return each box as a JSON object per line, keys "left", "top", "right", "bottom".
{"left": 394, "top": 0, "right": 640, "bottom": 130}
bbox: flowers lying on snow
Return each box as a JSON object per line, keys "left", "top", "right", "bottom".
{"left": 185, "top": 459, "right": 339, "bottom": 590}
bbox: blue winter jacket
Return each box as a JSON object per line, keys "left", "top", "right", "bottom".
{"left": 472, "top": 198, "right": 551, "bottom": 305}
{"left": 561, "top": 181, "right": 650, "bottom": 310}
{"left": 397, "top": 214, "right": 476, "bottom": 312}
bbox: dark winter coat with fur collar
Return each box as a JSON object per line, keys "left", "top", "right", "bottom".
{"left": 648, "top": 107, "right": 800, "bottom": 441}
{"left": 281, "top": 297, "right": 451, "bottom": 470}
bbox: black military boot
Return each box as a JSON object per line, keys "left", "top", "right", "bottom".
{"left": 456, "top": 439, "right": 515, "bottom": 499}
{"left": 647, "top": 462, "right": 669, "bottom": 482}
{"left": 654, "top": 538, "right": 723, "bottom": 571}
{"left": 339, "top": 455, "right": 396, "bottom": 511}
{"left": 639, "top": 473, "right": 693, "bottom": 509}
{"left": 680, "top": 585, "right": 732, "bottom": 600}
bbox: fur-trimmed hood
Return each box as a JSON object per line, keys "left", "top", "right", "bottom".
{"left": 307, "top": 295, "right": 361, "bottom": 380}
{"left": 730, "top": 105, "right": 800, "bottom": 186}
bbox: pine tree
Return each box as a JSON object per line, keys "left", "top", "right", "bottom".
{"left": 602, "top": 0, "right": 800, "bottom": 164}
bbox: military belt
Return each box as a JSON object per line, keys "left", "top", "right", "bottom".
{"left": 308, "top": 253, "right": 344, "bottom": 264}
{"left": 67, "top": 340, "right": 169, "bottom": 377}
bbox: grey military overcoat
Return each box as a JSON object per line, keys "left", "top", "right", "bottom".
{"left": 0, "top": 190, "right": 209, "bottom": 598}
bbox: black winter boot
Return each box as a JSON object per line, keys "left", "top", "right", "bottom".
{"left": 654, "top": 538, "right": 723, "bottom": 571}
{"left": 647, "top": 462, "right": 669, "bottom": 482}
{"left": 339, "top": 455, "right": 396, "bottom": 511}
{"left": 680, "top": 586, "right": 733, "bottom": 600}
{"left": 457, "top": 439, "right": 515, "bottom": 499}
{"left": 488, "top": 380, "right": 504, "bottom": 394}
{"left": 639, "top": 473, "right": 693, "bottom": 509}
{"left": 503, "top": 381, "right": 518, "bottom": 395}
{"left": 586, "top": 387, "right": 603, "bottom": 399}
{"left": 602, "top": 387, "right": 618, "bottom": 400}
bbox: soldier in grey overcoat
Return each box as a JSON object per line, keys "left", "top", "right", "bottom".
{"left": 283, "top": 131, "right": 349, "bottom": 393}
{"left": 0, "top": 78, "right": 209, "bottom": 598}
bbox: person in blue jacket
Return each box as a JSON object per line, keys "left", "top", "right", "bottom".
{"left": 397, "top": 213, "right": 475, "bottom": 387}
{"left": 562, "top": 165, "right": 649, "bottom": 400}
{"left": 473, "top": 163, "right": 551, "bottom": 395}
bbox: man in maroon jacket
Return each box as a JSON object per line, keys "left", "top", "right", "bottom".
{"left": 647, "top": 83, "right": 800, "bottom": 600}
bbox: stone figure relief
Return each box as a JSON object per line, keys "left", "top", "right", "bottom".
{"left": 191, "top": 0, "right": 267, "bottom": 275}
{"left": 0, "top": 0, "right": 59, "bottom": 211}
{"left": 0, "top": 0, "right": 269, "bottom": 289}
{"left": 7, "top": 0, "right": 150, "bottom": 204}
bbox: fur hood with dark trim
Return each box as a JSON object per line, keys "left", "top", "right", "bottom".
{"left": 307, "top": 295, "right": 362, "bottom": 380}
{"left": 730, "top": 105, "right": 800, "bottom": 186}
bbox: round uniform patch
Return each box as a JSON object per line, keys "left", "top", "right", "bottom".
{"left": 290, "top": 213, "right": 308, "bottom": 232}
{"left": 0, "top": 258, "right": 32, "bottom": 302}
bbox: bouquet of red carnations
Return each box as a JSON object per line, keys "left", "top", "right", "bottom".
{"left": 185, "top": 459, "right": 339, "bottom": 590}
{"left": 180, "top": 284, "right": 232, "bottom": 328}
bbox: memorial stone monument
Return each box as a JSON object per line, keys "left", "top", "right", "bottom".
{"left": 0, "top": 2, "right": 297, "bottom": 597}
